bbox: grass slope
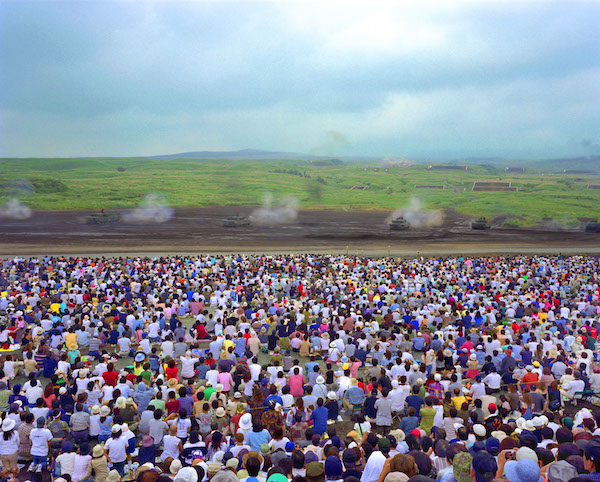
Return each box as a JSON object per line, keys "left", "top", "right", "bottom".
{"left": 1, "top": 157, "right": 599, "bottom": 226}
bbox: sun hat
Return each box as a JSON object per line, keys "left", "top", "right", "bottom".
{"left": 239, "top": 413, "right": 252, "bottom": 430}
{"left": 453, "top": 452, "right": 473, "bottom": 482}
{"left": 316, "top": 375, "right": 325, "bottom": 384}
{"left": 327, "top": 391, "right": 337, "bottom": 400}
{"left": 167, "top": 378, "right": 178, "bottom": 388}
{"left": 216, "top": 384, "right": 224, "bottom": 392}
{"left": 207, "top": 463, "right": 221, "bottom": 475}
{"left": 174, "top": 467, "right": 199, "bottom": 482}
{"left": 116, "top": 397, "right": 126, "bottom": 409}
{"left": 91, "top": 405, "right": 100, "bottom": 414}
{"left": 93, "top": 444, "right": 104, "bottom": 457}
{"left": 234, "top": 392, "right": 242, "bottom": 399}
{"left": 107, "top": 470, "right": 121, "bottom": 482}
{"left": 135, "top": 352, "right": 145, "bottom": 362}
{"left": 242, "top": 450, "right": 263, "bottom": 466}
{"left": 215, "top": 407, "right": 226, "bottom": 418}
{"left": 260, "top": 443, "right": 270, "bottom": 455}
{"left": 1, "top": 419, "right": 15, "bottom": 432}
{"left": 111, "top": 424, "right": 122, "bottom": 433}
{"left": 100, "top": 406, "right": 111, "bottom": 417}
{"left": 126, "top": 398, "right": 134, "bottom": 406}
{"left": 504, "top": 459, "right": 541, "bottom": 482}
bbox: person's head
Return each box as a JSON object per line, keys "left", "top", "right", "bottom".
{"left": 472, "top": 451, "right": 497, "bottom": 482}
{"left": 580, "top": 440, "right": 600, "bottom": 473}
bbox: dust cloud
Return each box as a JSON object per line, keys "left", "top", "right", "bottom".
{"left": 0, "top": 198, "right": 32, "bottom": 219}
{"left": 123, "top": 194, "right": 173, "bottom": 223}
{"left": 387, "top": 198, "right": 443, "bottom": 228}
{"left": 251, "top": 193, "right": 299, "bottom": 226}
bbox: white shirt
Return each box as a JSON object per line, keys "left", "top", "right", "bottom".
{"left": 30, "top": 427, "right": 53, "bottom": 456}
{"left": 105, "top": 436, "right": 128, "bottom": 463}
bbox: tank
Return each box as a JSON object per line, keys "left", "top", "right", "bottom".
{"left": 389, "top": 217, "right": 410, "bottom": 231}
{"left": 584, "top": 222, "right": 600, "bottom": 233}
{"left": 222, "top": 214, "right": 251, "bottom": 227}
{"left": 85, "top": 210, "right": 120, "bottom": 225}
{"left": 471, "top": 217, "right": 490, "bottom": 230}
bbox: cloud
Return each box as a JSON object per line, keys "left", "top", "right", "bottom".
{"left": 0, "top": 1, "right": 599, "bottom": 158}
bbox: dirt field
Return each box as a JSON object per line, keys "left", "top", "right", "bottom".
{"left": 1, "top": 206, "right": 599, "bottom": 256}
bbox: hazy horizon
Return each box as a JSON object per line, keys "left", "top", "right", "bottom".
{"left": 1, "top": 1, "right": 599, "bottom": 159}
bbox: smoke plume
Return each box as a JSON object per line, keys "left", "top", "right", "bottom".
{"left": 251, "top": 193, "right": 299, "bottom": 226}
{"left": 0, "top": 198, "right": 32, "bottom": 219}
{"left": 124, "top": 194, "right": 173, "bottom": 223}
{"left": 387, "top": 198, "right": 443, "bottom": 228}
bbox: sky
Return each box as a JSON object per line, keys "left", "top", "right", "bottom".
{"left": 0, "top": 0, "right": 599, "bottom": 159}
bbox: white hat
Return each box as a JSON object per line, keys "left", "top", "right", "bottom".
{"left": 1, "top": 418, "right": 15, "bottom": 432}
{"left": 469, "top": 353, "right": 477, "bottom": 361}
{"left": 239, "top": 413, "right": 252, "bottom": 430}
{"left": 59, "top": 387, "right": 67, "bottom": 395}
{"left": 100, "top": 406, "right": 111, "bottom": 417}
{"left": 516, "top": 447, "right": 538, "bottom": 463}
{"left": 516, "top": 417, "right": 526, "bottom": 430}
{"left": 316, "top": 375, "right": 325, "bottom": 384}
{"left": 532, "top": 416, "right": 544, "bottom": 428}
{"left": 327, "top": 391, "right": 337, "bottom": 400}
{"left": 523, "top": 420, "right": 535, "bottom": 431}
{"left": 434, "top": 373, "right": 442, "bottom": 381}
{"left": 216, "top": 384, "right": 224, "bottom": 392}
{"left": 111, "top": 424, "right": 122, "bottom": 433}
{"left": 473, "top": 424, "right": 486, "bottom": 437}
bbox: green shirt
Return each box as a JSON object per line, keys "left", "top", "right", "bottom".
{"left": 419, "top": 407, "right": 437, "bottom": 434}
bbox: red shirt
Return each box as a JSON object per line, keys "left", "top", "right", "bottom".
{"left": 166, "top": 365, "right": 179, "bottom": 380}
{"left": 102, "top": 370, "right": 118, "bottom": 387}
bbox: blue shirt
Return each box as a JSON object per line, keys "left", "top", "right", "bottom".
{"left": 247, "top": 429, "right": 271, "bottom": 452}
{"left": 310, "top": 406, "right": 328, "bottom": 435}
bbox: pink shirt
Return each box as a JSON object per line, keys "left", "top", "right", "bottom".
{"left": 217, "top": 372, "right": 233, "bottom": 392}
{"left": 288, "top": 373, "right": 305, "bottom": 397}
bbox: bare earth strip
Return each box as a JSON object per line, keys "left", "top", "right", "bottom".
{"left": 1, "top": 207, "right": 598, "bottom": 256}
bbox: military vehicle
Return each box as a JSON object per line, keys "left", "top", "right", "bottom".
{"left": 85, "top": 210, "right": 120, "bottom": 225}
{"left": 222, "top": 214, "right": 251, "bottom": 227}
{"left": 389, "top": 217, "right": 410, "bottom": 231}
{"left": 584, "top": 221, "right": 600, "bottom": 233}
{"left": 471, "top": 217, "right": 490, "bottom": 230}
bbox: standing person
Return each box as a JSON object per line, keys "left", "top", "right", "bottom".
{"left": 0, "top": 418, "right": 20, "bottom": 472}
{"left": 309, "top": 398, "right": 328, "bottom": 436}
{"left": 375, "top": 388, "right": 392, "bottom": 435}
{"left": 29, "top": 417, "right": 53, "bottom": 473}
{"left": 83, "top": 444, "right": 110, "bottom": 482}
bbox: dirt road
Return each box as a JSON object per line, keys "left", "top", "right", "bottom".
{"left": 1, "top": 206, "right": 598, "bottom": 256}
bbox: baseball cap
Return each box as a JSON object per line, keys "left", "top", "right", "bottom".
{"left": 377, "top": 437, "right": 391, "bottom": 451}
{"left": 306, "top": 462, "right": 325, "bottom": 482}
{"left": 577, "top": 439, "right": 600, "bottom": 460}
{"left": 472, "top": 451, "right": 498, "bottom": 482}
{"left": 324, "top": 456, "right": 343, "bottom": 478}
{"left": 453, "top": 452, "right": 473, "bottom": 482}
{"left": 546, "top": 461, "right": 577, "bottom": 482}
{"left": 342, "top": 449, "right": 357, "bottom": 468}
{"left": 485, "top": 437, "right": 500, "bottom": 456}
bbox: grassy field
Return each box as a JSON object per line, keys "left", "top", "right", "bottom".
{"left": 1, "top": 157, "right": 599, "bottom": 226}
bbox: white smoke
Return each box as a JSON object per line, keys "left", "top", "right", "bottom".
{"left": 251, "top": 193, "right": 300, "bottom": 226}
{"left": 124, "top": 194, "right": 173, "bottom": 223}
{"left": 387, "top": 198, "right": 443, "bottom": 228}
{"left": 0, "top": 198, "right": 32, "bottom": 219}
{"left": 382, "top": 156, "right": 415, "bottom": 168}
